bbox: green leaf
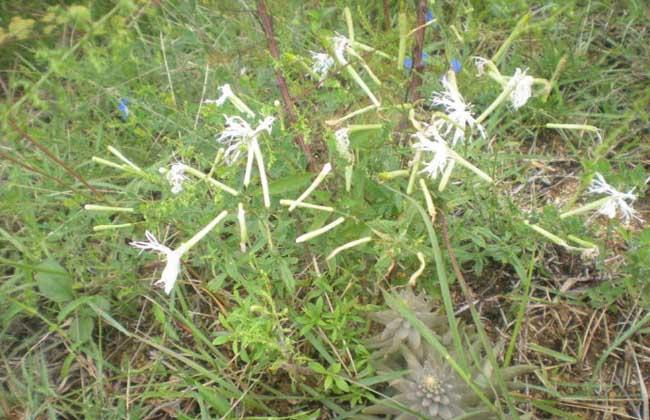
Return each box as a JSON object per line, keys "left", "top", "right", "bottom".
{"left": 212, "top": 333, "right": 230, "bottom": 346}
{"left": 324, "top": 375, "right": 333, "bottom": 391}
{"left": 278, "top": 259, "right": 295, "bottom": 294}
{"left": 196, "top": 384, "right": 230, "bottom": 415}
{"left": 528, "top": 343, "right": 577, "bottom": 364}
{"left": 308, "top": 361, "right": 326, "bottom": 374}
{"left": 334, "top": 377, "right": 349, "bottom": 392}
{"left": 269, "top": 173, "right": 313, "bottom": 195}
{"left": 35, "top": 259, "right": 73, "bottom": 303}
{"left": 69, "top": 313, "right": 94, "bottom": 344}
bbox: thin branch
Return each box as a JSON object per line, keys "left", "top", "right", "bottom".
{"left": 9, "top": 120, "right": 103, "bottom": 197}
{"left": 256, "top": 0, "right": 318, "bottom": 172}
{"left": 0, "top": 149, "right": 93, "bottom": 200}
{"left": 438, "top": 210, "right": 476, "bottom": 304}
{"left": 406, "top": 0, "right": 427, "bottom": 102}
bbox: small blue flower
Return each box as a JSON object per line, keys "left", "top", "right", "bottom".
{"left": 451, "top": 58, "right": 462, "bottom": 73}
{"left": 404, "top": 53, "right": 430, "bottom": 70}
{"left": 404, "top": 56, "right": 413, "bottom": 70}
{"left": 118, "top": 98, "right": 129, "bottom": 121}
{"left": 425, "top": 9, "right": 434, "bottom": 23}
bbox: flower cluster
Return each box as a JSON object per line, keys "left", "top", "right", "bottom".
{"left": 365, "top": 289, "right": 535, "bottom": 419}
{"left": 588, "top": 172, "right": 643, "bottom": 223}
{"left": 430, "top": 75, "right": 486, "bottom": 146}
{"left": 163, "top": 163, "right": 187, "bottom": 194}
{"left": 311, "top": 51, "right": 335, "bottom": 81}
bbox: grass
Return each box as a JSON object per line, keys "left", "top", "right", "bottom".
{"left": 1, "top": 0, "right": 649, "bottom": 418}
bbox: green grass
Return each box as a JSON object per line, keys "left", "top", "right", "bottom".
{"left": 1, "top": 0, "right": 649, "bottom": 418}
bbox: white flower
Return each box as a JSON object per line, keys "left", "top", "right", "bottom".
{"left": 216, "top": 115, "right": 275, "bottom": 165}
{"left": 130, "top": 231, "right": 183, "bottom": 294}
{"left": 412, "top": 130, "right": 451, "bottom": 180}
{"left": 130, "top": 211, "right": 228, "bottom": 295}
{"left": 332, "top": 34, "right": 351, "bottom": 65}
{"left": 508, "top": 68, "right": 534, "bottom": 110}
{"left": 430, "top": 75, "right": 486, "bottom": 146}
{"left": 588, "top": 173, "right": 643, "bottom": 224}
{"left": 334, "top": 128, "right": 353, "bottom": 163}
{"left": 204, "top": 84, "right": 233, "bottom": 106}
{"left": 311, "top": 51, "right": 335, "bottom": 81}
{"left": 165, "top": 163, "right": 187, "bottom": 194}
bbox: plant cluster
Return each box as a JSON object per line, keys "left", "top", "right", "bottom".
{"left": 1, "top": 1, "right": 648, "bottom": 418}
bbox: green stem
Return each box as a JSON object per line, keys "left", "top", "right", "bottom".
{"left": 178, "top": 210, "right": 228, "bottom": 255}
{"left": 344, "top": 7, "right": 354, "bottom": 43}
{"left": 476, "top": 82, "right": 515, "bottom": 124}
{"left": 492, "top": 13, "right": 530, "bottom": 65}
{"left": 406, "top": 150, "right": 421, "bottom": 195}
{"left": 348, "top": 123, "right": 382, "bottom": 133}
{"left": 448, "top": 149, "right": 493, "bottom": 183}
{"left": 559, "top": 196, "right": 610, "bottom": 219}
{"left": 84, "top": 204, "right": 134, "bottom": 213}
{"left": 182, "top": 165, "right": 239, "bottom": 196}
{"left": 93, "top": 223, "right": 134, "bottom": 231}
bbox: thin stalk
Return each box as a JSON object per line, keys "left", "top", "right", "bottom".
{"left": 237, "top": 203, "right": 248, "bottom": 252}
{"left": 476, "top": 82, "right": 516, "bottom": 124}
{"left": 325, "top": 104, "right": 378, "bottom": 126}
{"left": 84, "top": 205, "right": 134, "bottom": 213}
{"left": 408, "top": 252, "right": 426, "bottom": 286}
{"left": 406, "top": 150, "right": 421, "bottom": 194}
{"left": 545, "top": 123, "right": 601, "bottom": 136}
{"left": 418, "top": 178, "right": 436, "bottom": 221}
{"left": 348, "top": 123, "right": 382, "bottom": 133}
{"left": 182, "top": 165, "right": 239, "bottom": 196}
{"left": 280, "top": 200, "right": 334, "bottom": 212}
{"left": 377, "top": 169, "right": 409, "bottom": 180}
{"left": 344, "top": 7, "right": 354, "bottom": 42}
{"left": 491, "top": 13, "right": 530, "bottom": 65}
{"left": 244, "top": 146, "right": 255, "bottom": 187}
{"left": 344, "top": 165, "right": 353, "bottom": 193}
{"left": 252, "top": 141, "right": 271, "bottom": 208}
{"left": 504, "top": 252, "right": 535, "bottom": 367}
{"left": 448, "top": 149, "right": 493, "bottom": 183}
{"left": 344, "top": 65, "right": 381, "bottom": 106}
{"left": 92, "top": 157, "right": 128, "bottom": 172}
{"left": 351, "top": 41, "right": 393, "bottom": 59}
{"left": 107, "top": 146, "right": 143, "bottom": 174}
{"left": 438, "top": 160, "right": 455, "bottom": 191}
{"left": 289, "top": 163, "right": 332, "bottom": 211}
{"left": 326, "top": 236, "right": 372, "bottom": 260}
{"left": 296, "top": 217, "right": 345, "bottom": 243}
{"left": 177, "top": 210, "right": 228, "bottom": 254}
{"left": 229, "top": 94, "right": 256, "bottom": 118}
{"left": 93, "top": 223, "right": 134, "bottom": 232}
{"left": 559, "top": 196, "right": 610, "bottom": 219}
{"left": 542, "top": 53, "right": 567, "bottom": 102}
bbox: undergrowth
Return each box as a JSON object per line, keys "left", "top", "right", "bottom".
{"left": 1, "top": 1, "right": 648, "bottom": 418}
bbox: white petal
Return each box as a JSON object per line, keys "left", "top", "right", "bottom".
{"left": 156, "top": 250, "right": 182, "bottom": 294}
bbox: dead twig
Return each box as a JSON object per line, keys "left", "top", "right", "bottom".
{"left": 405, "top": 0, "right": 427, "bottom": 102}
{"left": 256, "top": 0, "right": 318, "bottom": 172}
{"left": 9, "top": 120, "right": 103, "bottom": 198}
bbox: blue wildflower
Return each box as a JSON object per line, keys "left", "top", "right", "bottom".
{"left": 404, "top": 53, "right": 430, "bottom": 70}
{"left": 118, "top": 98, "right": 129, "bottom": 121}
{"left": 425, "top": 9, "right": 434, "bottom": 23}
{"left": 451, "top": 58, "right": 462, "bottom": 73}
